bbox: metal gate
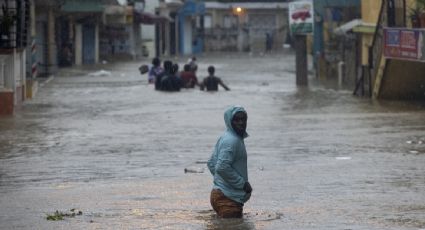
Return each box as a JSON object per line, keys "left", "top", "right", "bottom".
{"left": 248, "top": 14, "right": 277, "bottom": 52}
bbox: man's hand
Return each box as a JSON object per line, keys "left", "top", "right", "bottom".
{"left": 243, "top": 182, "right": 252, "bottom": 193}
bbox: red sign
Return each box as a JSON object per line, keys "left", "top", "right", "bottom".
{"left": 384, "top": 28, "right": 425, "bottom": 62}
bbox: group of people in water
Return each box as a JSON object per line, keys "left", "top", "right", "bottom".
{"left": 142, "top": 56, "right": 230, "bottom": 92}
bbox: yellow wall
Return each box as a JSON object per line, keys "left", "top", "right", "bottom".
{"left": 360, "top": 0, "right": 425, "bottom": 100}
{"left": 25, "top": 79, "right": 38, "bottom": 99}
{"left": 361, "top": 0, "right": 416, "bottom": 28}
{"left": 360, "top": 34, "right": 371, "bottom": 65}
{"left": 361, "top": 0, "right": 382, "bottom": 23}
{"left": 360, "top": 0, "right": 382, "bottom": 65}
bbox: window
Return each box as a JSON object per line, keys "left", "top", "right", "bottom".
{"left": 223, "top": 15, "right": 237, "bottom": 28}
{"left": 204, "top": 14, "right": 212, "bottom": 29}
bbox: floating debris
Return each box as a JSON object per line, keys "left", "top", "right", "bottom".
{"left": 139, "top": 65, "right": 149, "bottom": 74}
{"left": 250, "top": 211, "right": 283, "bottom": 221}
{"left": 88, "top": 70, "right": 111, "bottom": 77}
{"left": 336, "top": 156, "right": 351, "bottom": 160}
{"left": 184, "top": 167, "right": 205, "bottom": 173}
{"left": 46, "top": 209, "right": 82, "bottom": 221}
{"left": 46, "top": 211, "right": 64, "bottom": 221}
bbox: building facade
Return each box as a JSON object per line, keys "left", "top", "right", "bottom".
{"left": 0, "top": 0, "right": 30, "bottom": 115}
{"left": 204, "top": 1, "right": 289, "bottom": 53}
{"left": 365, "top": 0, "right": 425, "bottom": 100}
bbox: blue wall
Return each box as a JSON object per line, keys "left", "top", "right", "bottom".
{"left": 178, "top": 0, "right": 205, "bottom": 55}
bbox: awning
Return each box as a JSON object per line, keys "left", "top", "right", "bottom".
{"left": 104, "top": 5, "right": 127, "bottom": 15}
{"left": 334, "top": 19, "right": 376, "bottom": 35}
{"left": 334, "top": 19, "right": 362, "bottom": 35}
{"left": 134, "top": 12, "right": 173, "bottom": 25}
{"left": 165, "top": 0, "right": 184, "bottom": 7}
{"left": 61, "top": 0, "right": 104, "bottom": 13}
{"left": 352, "top": 24, "right": 376, "bottom": 34}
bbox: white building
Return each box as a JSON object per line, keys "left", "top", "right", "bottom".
{"left": 204, "top": 1, "right": 289, "bottom": 53}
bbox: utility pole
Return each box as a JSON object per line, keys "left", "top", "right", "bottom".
{"left": 387, "top": 0, "right": 396, "bottom": 27}
{"left": 295, "top": 35, "right": 308, "bottom": 86}
{"left": 289, "top": 0, "right": 313, "bottom": 86}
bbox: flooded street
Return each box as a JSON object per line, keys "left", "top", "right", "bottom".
{"left": 1, "top": 52, "right": 425, "bottom": 229}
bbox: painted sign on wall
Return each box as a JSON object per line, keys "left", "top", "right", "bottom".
{"left": 384, "top": 28, "right": 425, "bottom": 62}
{"left": 289, "top": 0, "right": 314, "bottom": 34}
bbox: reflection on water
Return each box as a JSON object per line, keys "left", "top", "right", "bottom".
{"left": 206, "top": 216, "right": 256, "bottom": 230}
{"left": 129, "top": 208, "right": 259, "bottom": 230}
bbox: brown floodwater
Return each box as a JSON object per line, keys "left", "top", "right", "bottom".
{"left": 0, "top": 52, "right": 424, "bottom": 229}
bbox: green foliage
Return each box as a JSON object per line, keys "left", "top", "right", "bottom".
{"left": 46, "top": 211, "right": 65, "bottom": 221}
{"left": 409, "top": 1, "right": 425, "bottom": 19}
{"left": 418, "top": 0, "right": 425, "bottom": 7}
{"left": 46, "top": 209, "right": 83, "bottom": 221}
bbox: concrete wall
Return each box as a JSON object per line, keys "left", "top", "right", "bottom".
{"left": 0, "top": 90, "right": 14, "bottom": 115}
{"left": 75, "top": 24, "right": 82, "bottom": 66}
{"left": 142, "top": 1, "right": 160, "bottom": 40}
{"left": 0, "top": 50, "right": 26, "bottom": 115}
{"left": 95, "top": 25, "right": 99, "bottom": 63}
{"left": 380, "top": 59, "right": 425, "bottom": 100}
{"left": 47, "top": 9, "right": 57, "bottom": 74}
{"left": 142, "top": 0, "right": 160, "bottom": 58}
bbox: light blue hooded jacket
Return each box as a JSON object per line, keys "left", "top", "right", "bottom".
{"left": 207, "top": 106, "right": 250, "bottom": 204}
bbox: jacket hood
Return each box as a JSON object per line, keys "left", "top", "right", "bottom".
{"left": 224, "top": 105, "right": 248, "bottom": 138}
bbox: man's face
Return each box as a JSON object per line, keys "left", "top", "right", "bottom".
{"left": 232, "top": 111, "right": 247, "bottom": 136}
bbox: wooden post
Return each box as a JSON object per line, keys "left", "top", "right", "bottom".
{"left": 295, "top": 35, "right": 308, "bottom": 86}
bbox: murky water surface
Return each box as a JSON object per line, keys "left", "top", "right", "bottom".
{"left": 1, "top": 53, "right": 425, "bottom": 229}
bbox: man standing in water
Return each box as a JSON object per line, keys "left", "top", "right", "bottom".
{"left": 207, "top": 106, "right": 252, "bottom": 218}
{"left": 200, "top": 66, "right": 230, "bottom": 91}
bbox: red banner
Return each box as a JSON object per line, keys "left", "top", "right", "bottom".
{"left": 384, "top": 28, "right": 425, "bottom": 62}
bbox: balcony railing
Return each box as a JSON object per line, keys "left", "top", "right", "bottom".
{"left": 0, "top": 0, "right": 29, "bottom": 50}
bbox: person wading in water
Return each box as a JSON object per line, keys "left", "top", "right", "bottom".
{"left": 207, "top": 106, "right": 252, "bottom": 218}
